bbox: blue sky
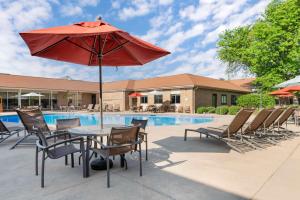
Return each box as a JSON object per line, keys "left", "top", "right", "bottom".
{"left": 0, "top": 0, "right": 270, "bottom": 82}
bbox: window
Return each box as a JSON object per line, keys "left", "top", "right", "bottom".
{"left": 141, "top": 96, "right": 148, "bottom": 104}
{"left": 221, "top": 94, "right": 227, "bottom": 105}
{"left": 154, "top": 95, "right": 163, "bottom": 104}
{"left": 231, "top": 95, "right": 237, "bottom": 105}
{"left": 171, "top": 94, "right": 180, "bottom": 104}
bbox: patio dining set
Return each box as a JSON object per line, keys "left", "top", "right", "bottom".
{"left": 0, "top": 109, "right": 149, "bottom": 188}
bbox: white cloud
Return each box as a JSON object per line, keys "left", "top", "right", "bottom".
{"left": 60, "top": 4, "right": 83, "bottom": 17}
{"left": 158, "top": 0, "right": 173, "bottom": 5}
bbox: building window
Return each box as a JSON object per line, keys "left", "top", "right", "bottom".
{"left": 221, "top": 94, "right": 227, "bottom": 105}
{"left": 231, "top": 95, "right": 237, "bottom": 105}
{"left": 171, "top": 94, "right": 180, "bottom": 104}
{"left": 141, "top": 96, "right": 148, "bottom": 104}
{"left": 154, "top": 95, "right": 163, "bottom": 104}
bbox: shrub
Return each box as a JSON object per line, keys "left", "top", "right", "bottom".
{"left": 207, "top": 107, "right": 216, "bottom": 113}
{"left": 196, "top": 107, "right": 208, "bottom": 114}
{"left": 215, "top": 106, "right": 229, "bottom": 115}
{"left": 228, "top": 106, "right": 241, "bottom": 115}
{"left": 237, "top": 94, "right": 275, "bottom": 108}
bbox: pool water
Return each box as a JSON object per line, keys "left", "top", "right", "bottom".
{"left": 0, "top": 113, "right": 213, "bottom": 126}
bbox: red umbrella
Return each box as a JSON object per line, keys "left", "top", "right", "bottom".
{"left": 129, "top": 92, "right": 142, "bottom": 97}
{"left": 282, "top": 85, "right": 300, "bottom": 92}
{"left": 20, "top": 18, "right": 170, "bottom": 128}
{"left": 270, "top": 89, "right": 292, "bottom": 96}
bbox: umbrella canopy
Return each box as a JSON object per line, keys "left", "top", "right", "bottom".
{"left": 21, "top": 92, "right": 44, "bottom": 97}
{"left": 20, "top": 19, "right": 170, "bottom": 128}
{"left": 274, "top": 75, "right": 300, "bottom": 88}
{"left": 282, "top": 85, "right": 300, "bottom": 92}
{"left": 129, "top": 92, "right": 142, "bottom": 97}
{"left": 270, "top": 88, "right": 293, "bottom": 95}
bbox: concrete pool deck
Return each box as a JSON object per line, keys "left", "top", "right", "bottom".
{"left": 0, "top": 113, "right": 300, "bottom": 200}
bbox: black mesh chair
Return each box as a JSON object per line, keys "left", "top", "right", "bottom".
{"left": 91, "top": 126, "right": 142, "bottom": 188}
{"left": 131, "top": 118, "right": 149, "bottom": 160}
{"left": 33, "top": 119, "right": 85, "bottom": 188}
{"left": 0, "top": 120, "right": 24, "bottom": 145}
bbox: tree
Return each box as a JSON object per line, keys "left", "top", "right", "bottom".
{"left": 217, "top": 0, "right": 300, "bottom": 91}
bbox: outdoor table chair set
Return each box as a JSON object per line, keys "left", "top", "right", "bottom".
{"left": 7, "top": 109, "right": 149, "bottom": 188}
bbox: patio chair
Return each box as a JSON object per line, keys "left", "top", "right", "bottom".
{"left": 56, "top": 118, "right": 82, "bottom": 165}
{"left": 0, "top": 120, "right": 24, "bottom": 145}
{"left": 91, "top": 126, "right": 142, "bottom": 188}
{"left": 33, "top": 119, "right": 85, "bottom": 188}
{"left": 86, "top": 104, "right": 94, "bottom": 112}
{"left": 131, "top": 118, "right": 149, "bottom": 160}
{"left": 11, "top": 109, "right": 51, "bottom": 149}
{"left": 107, "top": 104, "right": 113, "bottom": 112}
{"left": 169, "top": 105, "right": 176, "bottom": 112}
{"left": 113, "top": 104, "right": 120, "bottom": 112}
{"left": 184, "top": 109, "right": 255, "bottom": 153}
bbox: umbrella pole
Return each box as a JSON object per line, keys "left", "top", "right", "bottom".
{"left": 98, "top": 57, "right": 104, "bottom": 129}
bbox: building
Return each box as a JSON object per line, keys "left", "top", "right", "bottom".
{"left": 0, "top": 73, "right": 253, "bottom": 113}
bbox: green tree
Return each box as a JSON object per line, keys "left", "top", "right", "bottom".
{"left": 217, "top": 0, "right": 300, "bottom": 91}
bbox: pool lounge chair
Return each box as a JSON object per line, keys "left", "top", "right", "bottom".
{"left": 184, "top": 106, "right": 191, "bottom": 113}
{"left": 273, "top": 107, "right": 297, "bottom": 137}
{"left": 0, "top": 120, "right": 24, "bottom": 145}
{"left": 113, "top": 104, "right": 120, "bottom": 112}
{"left": 85, "top": 104, "right": 94, "bottom": 112}
{"left": 184, "top": 109, "right": 255, "bottom": 153}
{"left": 177, "top": 106, "right": 183, "bottom": 113}
{"left": 91, "top": 104, "right": 100, "bottom": 112}
{"left": 107, "top": 104, "right": 113, "bottom": 112}
{"left": 240, "top": 108, "right": 277, "bottom": 147}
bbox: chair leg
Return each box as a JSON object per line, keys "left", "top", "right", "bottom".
{"left": 145, "top": 135, "right": 148, "bottom": 161}
{"left": 184, "top": 130, "right": 187, "bottom": 141}
{"left": 71, "top": 153, "right": 74, "bottom": 168}
{"left": 106, "top": 156, "right": 110, "bottom": 188}
{"left": 139, "top": 142, "right": 142, "bottom": 176}
{"left": 65, "top": 155, "right": 68, "bottom": 165}
{"left": 35, "top": 146, "right": 39, "bottom": 176}
{"left": 78, "top": 154, "right": 81, "bottom": 165}
{"left": 41, "top": 151, "right": 45, "bottom": 188}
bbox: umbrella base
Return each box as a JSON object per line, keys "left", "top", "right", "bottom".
{"left": 91, "top": 158, "right": 113, "bottom": 170}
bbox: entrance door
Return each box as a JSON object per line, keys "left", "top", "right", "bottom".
{"left": 132, "top": 97, "right": 137, "bottom": 107}
{"left": 91, "top": 94, "right": 96, "bottom": 105}
{"left": 212, "top": 94, "right": 217, "bottom": 107}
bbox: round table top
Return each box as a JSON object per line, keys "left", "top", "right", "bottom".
{"left": 68, "top": 124, "right": 127, "bottom": 137}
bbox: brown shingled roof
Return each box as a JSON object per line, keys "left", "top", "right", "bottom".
{"left": 0, "top": 73, "right": 251, "bottom": 93}
{"left": 229, "top": 78, "right": 255, "bottom": 90}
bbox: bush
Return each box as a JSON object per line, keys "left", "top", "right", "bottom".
{"left": 228, "top": 106, "right": 241, "bottom": 115}
{"left": 237, "top": 94, "right": 275, "bottom": 108}
{"left": 215, "top": 106, "right": 229, "bottom": 115}
{"left": 196, "top": 107, "right": 208, "bottom": 114}
{"left": 207, "top": 107, "right": 216, "bottom": 113}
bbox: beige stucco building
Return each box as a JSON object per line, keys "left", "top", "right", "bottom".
{"left": 0, "top": 73, "right": 253, "bottom": 113}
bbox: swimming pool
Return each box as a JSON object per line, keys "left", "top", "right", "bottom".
{"left": 0, "top": 113, "right": 213, "bottom": 126}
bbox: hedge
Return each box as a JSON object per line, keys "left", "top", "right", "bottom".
{"left": 215, "top": 106, "right": 229, "bottom": 115}
{"left": 207, "top": 107, "right": 216, "bottom": 113}
{"left": 237, "top": 94, "right": 275, "bottom": 108}
{"left": 228, "top": 106, "right": 241, "bottom": 115}
{"left": 196, "top": 107, "right": 208, "bottom": 114}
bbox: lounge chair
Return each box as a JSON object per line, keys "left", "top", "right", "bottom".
{"left": 273, "top": 107, "right": 297, "bottom": 137}
{"left": 91, "top": 126, "right": 142, "bottom": 188}
{"left": 131, "top": 119, "right": 149, "bottom": 160}
{"left": 184, "top": 109, "right": 255, "bottom": 153}
{"left": 0, "top": 120, "right": 24, "bottom": 145}
{"left": 169, "top": 105, "right": 176, "bottom": 112}
{"left": 107, "top": 104, "right": 113, "bottom": 112}
{"left": 91, "top": 104, "right": 100, "bottom": 112}
{"left": 177, "top": 106, "right": 183, "bottom": 113}
{"left": 85, "top": 104, "right": 94, "bottom": 112}
{"left": 240, "top": 109, "right": 276, "bottom": 147}
{"left": 11, "top": 109, "right": 51, "bottom": 149}
{"left": 113, "top": 104, "right": 120, "bottom": 112}
{"left": 184, "top": 106, "right": 191, "bottom": 113}
{"left": 33, "top": 118, "right": 85, "bottom": 188}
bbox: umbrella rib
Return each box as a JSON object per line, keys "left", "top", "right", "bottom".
{"left": 102, "top": 40, "right": 130, "bottom": 56}
{"left": 65, "top": 38, "right": 98, "bottom": 55}
{"left": 110, "top": 33, "right": 144, "bottom": 65}
{"left": 88, "top": 36, "right": 97, "bottom": 65}
{"left": 79, "top": 37, "right": 98, "bottom": 54}
{"left": 33, "top": 37, "right": 68, "bottom": 56}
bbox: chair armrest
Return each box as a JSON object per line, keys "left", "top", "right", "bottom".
{"left": 91, "top": 138, "right": 142, "bottom": 150}
{"left": 36, "top": 140, "right": 47, "bottom": 149}
{"left": 207, "top": 126, "right": 227, "bottom": 131}
{"left": 45, "top": 137, "right": 83, "bottom": 150}
{"left": 139, "top": 131, "right": 148, "bottom": 136}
